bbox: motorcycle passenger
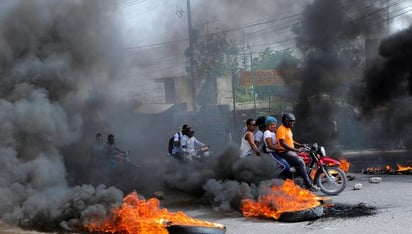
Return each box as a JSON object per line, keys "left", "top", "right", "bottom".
{"left": 181, "top": 127, "right": 208, "bottom": 160}
{"left": 276, "top": 113, "right": 320, "bottom": 192}
{"left": 254, "top": 116, "right": 267, "bottom": 153}
{"left": 263, "top": 116, "right": 294, "bottom": 179}
{"left": 240, "top": 118, "right": 261, "bottom": 158}
{"left": 91, "top": 133, "right": 106, "bottom": 165}
{"left": 172, "top": 124, "right": 190, "bottom": 160}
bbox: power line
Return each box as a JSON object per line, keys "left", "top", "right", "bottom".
{"left": 124, "top": 0, "right": 412, "bottom": 67}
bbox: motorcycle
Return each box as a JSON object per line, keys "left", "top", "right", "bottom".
{"left": 296, "top": 143, "right": 347, "bottom": 195}
{"left": 182, "top": 145, "right": 212, "bottom": 162}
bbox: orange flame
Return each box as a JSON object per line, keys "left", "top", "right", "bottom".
{"left": 396, "top": 164, "right": 412, "bottom": 172}
{"left": 85, "top": 192, "right": 224, "bottom": 234}
{"left": 365, "top": 163, "right": 412, "bottom": 174}
{"left": 339, "top": 158, "right": 350, "bottom": 173}
{"left": 241, "top": 179, "right": 321, "bottom": 220}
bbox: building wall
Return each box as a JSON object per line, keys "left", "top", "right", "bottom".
{"left": 217, "top": 75, "right": 233, "bottom": 108}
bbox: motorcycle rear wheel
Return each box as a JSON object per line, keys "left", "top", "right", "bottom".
{"left": 314, "top": 166, "right": 347, "bottom": 195}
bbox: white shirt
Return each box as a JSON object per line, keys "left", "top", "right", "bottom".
{"left": 172, "top": 132, "right": 183, "bottom": 154}
{"left": 254, "top": 130, "right": 264, "bottom": 151}
{"left": 181, "top": 135, "right": 205, "bottom": 156}
{"left": 263, "top": 130, "right": 277, "bottom": 152}
{"left": 240, "top": 132, "right": 253, "bottom": 158}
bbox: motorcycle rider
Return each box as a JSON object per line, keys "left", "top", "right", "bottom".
{"left": 106, "top": 134, "right": 128, "bottom": 164}
{"left": 263, "top": 116, "right": 294, "bottom": 179}
{"left": 276, "top": 113, "right": 320, "bottom": 192}
{"left": 181, "top": 127, "right": 208, "bottom": 160}
{"left": 240, "top": 118, "right": 261, "bottom": 158}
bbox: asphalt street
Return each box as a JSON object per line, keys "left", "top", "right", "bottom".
{"left": 175, "top": 173, "right": 412, "bottom": 234}
{"left": 1, "top": 150, "right": 411, "bottom": 234}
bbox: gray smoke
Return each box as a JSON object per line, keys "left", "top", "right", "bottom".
{"left": 163, "top": 141, "right": 284, "bottom": 211}
{"left": 290, "top": 0, "right": 387, "bottom": 151}
{"left": 350, "top": 25, "right": 412, "bottom": 150}
{"left": 0, "top": 0, "right": 127, "bottom": 232}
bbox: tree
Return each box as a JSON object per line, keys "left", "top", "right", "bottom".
{"left": 185, "top": 30, "right": 239, "bottom": 78}
{"left": 185, "top": 29, "right": 239, "bottom": 106}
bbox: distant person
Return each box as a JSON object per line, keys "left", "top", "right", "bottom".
{"left": 240, "top": 118, "right": 261, "bottom": 157}
{"left": 263, "top": 116, "right": 293, "bottom": 179}
{"left": 181, "top": 127, "right": 208, "bottom": 160}
{"left": 91, "top": 132, "right": 106, "bottom": 166}
{"left": 106, "top": 134, "right": 128, "bottom": 164}
{"left": 90, "top": 132, "right": 111, "bottom": 185}
{"left": 276, "top": 113, "right": 320, "bottom": 192}
{"left": 254, "top": 116, "right": 267, "bottom": 153}
{"left": 171, "top": 124, "right": 190, "bottom": 160}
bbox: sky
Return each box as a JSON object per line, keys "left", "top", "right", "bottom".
{"left": 115, "top": 0, "right": 412, "bottom": 102}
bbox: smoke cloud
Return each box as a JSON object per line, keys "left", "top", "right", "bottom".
{"left": 350, "top": 25, "right": 412, "bottom": 150}
{"left": 289, "top": 0, "right": 388, "bottom": 151}
{"left": 0, "top": 0, "right": 128, "bottom": 231}
{"left": 4, "top": 0, "right": 409, "bottom": 232}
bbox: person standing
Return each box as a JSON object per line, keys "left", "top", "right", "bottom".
{"left": 276, "top": 113, "right": 320, "bottom": 192}
{"left": 240, "top": 118, "right": 261, "bottom": 158}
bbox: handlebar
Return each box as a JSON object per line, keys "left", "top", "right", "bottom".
{"left": 302, "top": 145, "right": 311, "bottom": 152}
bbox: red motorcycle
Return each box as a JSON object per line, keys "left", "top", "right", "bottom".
{"left": 297, "top": 143, "right": 347, "bottom": 195}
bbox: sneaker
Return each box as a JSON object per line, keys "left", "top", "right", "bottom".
{"left": 306, "top": 184, "right": 320, "bottom": 192}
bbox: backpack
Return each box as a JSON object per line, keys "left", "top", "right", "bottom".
{"left": 168, "top": 133, "right": 181, "bottom": 155}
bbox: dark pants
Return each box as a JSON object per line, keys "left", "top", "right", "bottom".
{"left": 269, "top": 151, "right": 292, "bottom": 179}
{"left": 172, "top": 152, "right": 184, "bottom": 161}
{"left": 280, "top": 151, "right": 313, "bottom": 186}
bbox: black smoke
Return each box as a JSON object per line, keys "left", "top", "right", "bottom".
{"left": 350, "top": 26, "right": 412, "bottom": 150}
{"left": 290, "top": 0, "right": 387, "bottom": 151}
{"left": 0, "top": 0, "right": 128, "bottom": 232}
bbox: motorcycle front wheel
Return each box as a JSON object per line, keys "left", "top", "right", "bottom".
{"left": 314, "top": 166, "right": 347, "bottom": 195}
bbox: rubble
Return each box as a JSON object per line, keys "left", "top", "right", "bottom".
{"left": 368, "top": 177, "right": 382, "bottom": 184}
{"left": 353, "top": 183, "right": 363, "bottom": 190}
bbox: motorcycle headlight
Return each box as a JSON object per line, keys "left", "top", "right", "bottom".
{"left": 320, "top": 146, "right": 326, "bottom": 156}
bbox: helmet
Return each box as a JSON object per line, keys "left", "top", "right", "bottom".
{"left": 265, "top": 116, "right": 278, "bottom": 125}
{"left": 282, "top": 113, "right": 296, "bottom": 126}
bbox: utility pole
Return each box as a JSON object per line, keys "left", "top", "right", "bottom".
{"left": 249, "top": 50, "right": 257, "bottom": 118}
{"left": 231, "top": 69, "right": 237, "bottom": 142}
{"left": 187, "top": 0, "right": 196, "bottom": 111}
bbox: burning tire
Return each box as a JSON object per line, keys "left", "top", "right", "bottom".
{"left": 277, "top": 205, "right": 324, "bottom": 222}
{"left": 167, "top": 225, "right": 226, "bottom": 234}
{"left": 314, "top": 166, "right": 347, "bottom": 195}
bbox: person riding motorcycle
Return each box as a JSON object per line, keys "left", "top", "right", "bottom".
{"left": 181, "top": 127, "right": 209, "bottom": 160}
{"left": 263, "top": 116, "right": 294, "bottom": 179}
{"left": 276, "top": 113, "right": 320, "bottom": 192}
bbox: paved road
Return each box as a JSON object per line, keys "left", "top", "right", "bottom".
{"left": 174, "top": 173, "right": 412, "bottom": 234}
{"left": 1, "top": 162, "right": 411, "bottom": 233}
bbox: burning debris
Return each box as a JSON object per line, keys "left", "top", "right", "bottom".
{"left": 241, "top": 180, "right": 323, "bottom": 221}
{"left": 339, "top": 158, "right": 350, "bottom": 173}
{"left": 322, "top": 203, "right": 378, "bottom": 219}
{"left": 85, "top": 192, "right": 225, "bottom": 234}
{"left": 363, "top": 164, "right": 412, "bottom": 175}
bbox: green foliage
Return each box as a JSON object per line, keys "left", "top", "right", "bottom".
{"left": 235, "top": 86, "right": 254, "bottom": 102}
{"left": 185, "top": 30, "right": 239, "bottom": 78}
